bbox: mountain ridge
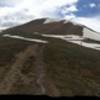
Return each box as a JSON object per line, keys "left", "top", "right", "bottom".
{"left": 1, "top": 18, "right": 100, "bottom": 34}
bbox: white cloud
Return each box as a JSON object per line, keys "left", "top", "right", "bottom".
{"left": 0, "top": 0, "right": 78, "bottom": 17}
{"left": 0, "top": 0, "right": 78, "bottom": 29}
{"left": 89, "top": 3, "right": 96, "bottom": 8}
{"left": 72, "top": 16, "right": 100, "bottom": 32}
{"left": 61, "top": 5, "right": 78, "bottom": 15}
{"left": 64, "top": 14, "right": 76, "bottom": 20}
{"left": 17, "top": 0, "right": 78, "bottom": 18}
{"left": 0, "top": 0, "right": 100, "bottom": 33}
{"left": 67, "top": 5, "right": 78, "bottom": 12}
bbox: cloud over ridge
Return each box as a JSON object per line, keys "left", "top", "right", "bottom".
{"left": 0, "top": 0, "right": 100, "bottom": 32}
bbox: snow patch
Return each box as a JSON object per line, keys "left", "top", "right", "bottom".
{"left": 63, "top": 20, "right": 69, "bottom": 24}
{"left": 83, "top": 28, "right": 100, "bottom": 41}
{"left": 67, "top": 40, "right": 100, "bottom": 51}
{"left": 43, "top": 18, "right": 62, "bottom": 24}
{"left": 64, "top": 35, "right": 85, "bottom": 41}
{"left": 38, "top": 33, "right": 100, "bottom": 51}
{"left": 3, "top": 32, "right": 100, "bottom": 51}
{"left": 42, "top": 34, "right": 64, "bottom": 38}
{"left": 3, "top": 34, "right": 48, "bottom": 43}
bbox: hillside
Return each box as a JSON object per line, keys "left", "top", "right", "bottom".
{"left": 2, "top": 18, "right": 83, "bottom": 35}
{"left": 0, "top": 18, "right": 100, "bottom": 96}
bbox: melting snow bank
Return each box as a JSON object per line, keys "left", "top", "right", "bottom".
{"left": 3, "top": 33, "right": 100, "bottom": 51}
{"left": 42, "top": 34, "right": 85, "bottom": 40}
{"left": 40, "top": 34, "right": 100, "bottom": 51}
{"left": 3, "top": 34, "right": 48, "bottom": 44}
{"left": 64, "top": 39, "right": 100, "bottom": 51}
{"left": 43, "top": 18, "right": 62, "bottom": 24}
{"left": 83, "top": 28, "right": 100, "bottom": 41}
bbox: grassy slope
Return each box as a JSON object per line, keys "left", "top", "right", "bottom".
{"left": 2, "top": 19, "right": 83, "bottom": 36}
{"left": 0, "top": 34, "right": 45, "bottom": 94}
{"left": 0, "top": 34, "right": 35, "bottom": 82}
{"left": 0, "top": 35, "right": 34, "bottom": 66}
{"left": 0, "top": 33, "right": 100, "bottom": 95}
{"left": 43, "top": 38, "right": 100, "bottom": 96}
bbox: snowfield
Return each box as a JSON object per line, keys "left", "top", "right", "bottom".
{"left": 83, "top": 28, "right": 100, "bottom": 41}
{"left": 2, "top": 32, "right": 100, "bottom": 51}
{"left": 39, "top": 33, "right": 100, "bottom": 51}
{"left": 3, "top": 34, "right": 48, "bottom": 43}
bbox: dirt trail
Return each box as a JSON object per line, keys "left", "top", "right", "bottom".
{"left": 33, "top": 45, "right": 60, "bottom": 96}
{"left": 0, "top": 45, "right": 37, "bottom": 94}
{"left": 0, "top": 44, "right": 60, "bottom": 96}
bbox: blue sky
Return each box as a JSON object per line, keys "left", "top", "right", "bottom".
{"left": 75, "top": 0, "right": 100, "bottom": 17}
{"left": 0, "top": 0, "right": 100, "bottom": 32}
